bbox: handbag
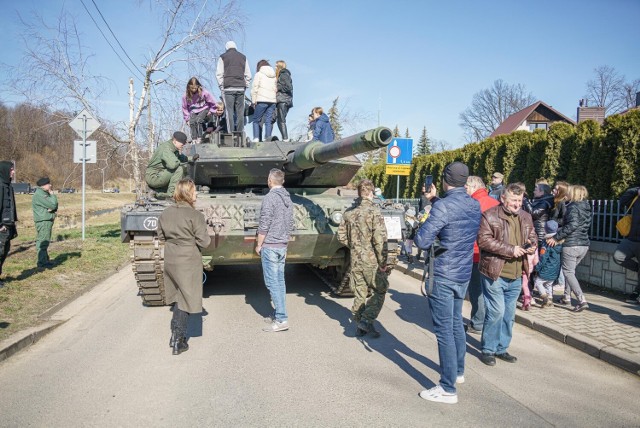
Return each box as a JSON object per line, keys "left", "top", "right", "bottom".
{"left": 616, "top": 195, "right": 638, "bottom": 237}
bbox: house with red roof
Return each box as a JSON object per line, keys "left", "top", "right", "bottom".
{"left": 489, "top": 101, "right": 575, "bottom": 138}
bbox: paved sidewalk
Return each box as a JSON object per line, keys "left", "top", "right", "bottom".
{"left": 394, "top": 258, "right": 640, "bottom": 376}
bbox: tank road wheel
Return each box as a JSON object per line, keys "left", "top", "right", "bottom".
{"left": 308, "top": 250, "right": 353, "bottom": 297}
{"left": 130, "top": 235, "right": 167, "bottom": 306}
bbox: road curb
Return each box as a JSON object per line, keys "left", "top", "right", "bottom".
{"left": 0, "top": 262, "right": 132, "bottom": 364}
{"left": 0, "top": 321, "right": 64, "bottom": 363}
{"left": 394, "top": 262, "right": 640, "bottom": 377}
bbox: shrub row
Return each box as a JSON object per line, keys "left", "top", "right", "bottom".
{"left": 363, "top": 110, "right": 640, "bottom": 200}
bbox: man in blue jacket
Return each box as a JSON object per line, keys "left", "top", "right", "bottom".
{"left": 414, "top": 162, "right": 481, "bottom": 405}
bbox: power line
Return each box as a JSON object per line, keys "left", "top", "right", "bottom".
{"left": 89, "top": 0, "right": 145, "bottom": 81}
{"left": 78, "top": 0, "right": 144, "bottom": 83}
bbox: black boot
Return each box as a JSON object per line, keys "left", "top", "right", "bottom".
{"left": 172, "top": 308, "right": 190, "bottom": 355}
{"left": 356, "top": 320, "right": 369, "bottom": 337}
{"left": 169, "top": 308, "right": 178, "bottom": 347}
{"left": 368, "top": 321, "right": 381, "bottom": 338}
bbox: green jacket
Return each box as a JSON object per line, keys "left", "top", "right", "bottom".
{"left": 145, "top": 140, "right": 189, "bottom": 177}
{"left": 32, "top": 188, "right": 58, "bottom": 222}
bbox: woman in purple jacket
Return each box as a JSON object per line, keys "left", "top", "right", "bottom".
{"left": 182, "top": 77, "right": 217, "bottom": 144}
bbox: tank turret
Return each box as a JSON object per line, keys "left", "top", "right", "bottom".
{"left": 186, "top": 127, "right": 393, "bottom": 189}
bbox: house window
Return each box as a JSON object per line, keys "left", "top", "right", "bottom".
{"left": 529, "top": 122, "right": 548, "bottom": 131}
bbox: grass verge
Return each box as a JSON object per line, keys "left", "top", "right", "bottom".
{"left": 0, "top": 221, "right": 131, "bottom": 342}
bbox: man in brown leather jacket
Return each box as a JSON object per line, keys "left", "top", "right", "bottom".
{"left": 477, "top": 183, "right": 536, "bottom": 366}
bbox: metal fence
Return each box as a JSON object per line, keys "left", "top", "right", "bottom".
{"left": 392, "top": 198, "right": 627, "bottom": 244}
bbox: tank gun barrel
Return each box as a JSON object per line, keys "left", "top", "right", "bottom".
{"left": 284, "top": 127, "right": 392, "bottom": 173}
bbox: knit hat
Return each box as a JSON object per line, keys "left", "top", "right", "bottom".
{"left": 442, "top": 162, "right": 469, "bottom": 187}
{"left": 173, "top": 131, "right": 188, "bottom": 144}
{"left": 37, "top": 177, "right": 50, "bottom": 187}
{"left": 544, "top": 220, "right": 559, "bottom": 238}
{"left": 492, "top": 172, "right": 504, "bottom": 180}
{"left": 225, "top": 41, "right": 237, "bottom": 50}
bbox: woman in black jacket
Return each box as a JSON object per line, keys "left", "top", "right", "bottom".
{"left": 275, "top": 60, "right": 293, "bottom": 141}
{"left": 547, "top": 185, "right": 592, "bottom": 312}
{"left": 524, "top": 183, "right": 555, "bottom": 244}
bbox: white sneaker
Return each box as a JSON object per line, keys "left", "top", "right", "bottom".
{"left": 419, "top": 385, "right": 458, "bottom": 404}
{"left": 252, "top": 138, "right": 259, "bottom": 143}
{"left": 456, "top": 375, "right": 465, "bottom": 384}
{"left": 262, "top": 320, "right": 289, "bottom": 332}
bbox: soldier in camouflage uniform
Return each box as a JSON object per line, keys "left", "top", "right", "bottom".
{"left": 338, "top": 179, "right": 389, "bottom": 338}
{"left": 145, "top": 131, "right": 199, "bottom": 199}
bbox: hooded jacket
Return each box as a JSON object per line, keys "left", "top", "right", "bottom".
{"left": 276, "top": 68, "right": 293, "bottom": 107}
{"left": 258, "top": 186, "right": 295, "bottom": 246}
{"left": 251, "top": 66, "right": 277, "bottom": 104}
{"left": 312, "top": 113, "right": 335, "bottom": 144}
{"left": 554, "top": 200, "right": 591, "bottom": 247}
{"left": 523, "top": 194, "right": 554, "bottom": 242}
{"left": 0, "top": 161, "right": 18, "bottom": 230}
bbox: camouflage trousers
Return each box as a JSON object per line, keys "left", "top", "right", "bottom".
{"left": 350, "top": 267, "right": 390, "bottom": 323}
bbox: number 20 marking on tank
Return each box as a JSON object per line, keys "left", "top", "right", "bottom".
{"left": 143, "top": 217, "right": 158, "bottom": 230}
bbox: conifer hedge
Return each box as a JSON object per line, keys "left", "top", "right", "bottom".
{"left": 365, "top": 110, "right": 640, "bottom": 200}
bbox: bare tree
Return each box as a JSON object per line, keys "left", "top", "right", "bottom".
{"left": 459, "top": 79, "right": 536, "bottom": 142}
{"left": 585, "top": 65, "right": 626, "bottom": 114}
{"left": 4, "top": 0, "right": 244, "bottom": 195}
{"left": 621, "top": 79, "right": 640, "bottom": 110}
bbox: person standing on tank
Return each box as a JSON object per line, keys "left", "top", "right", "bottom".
{"left": 216, "top": 41, "right": 251, "bottom": 134}
{"left": 250, "top": 59, "right": 277, "bottom": 142}
{"left": 256, "top": 168, "right": 295, "bottom": 332}
{"left": 157, "top": 178, "right": 211, "bottom": 355}
{"left": 181, "top": 77, "right": 218, "bottom": 144}
{"left": 275, "top": 60, "right": 293, "bottom": 142}
{"left": 311, "top": 107, "right": 335, "bottom": 144}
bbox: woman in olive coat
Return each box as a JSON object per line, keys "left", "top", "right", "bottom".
{"left": 157, "top": 178, "right": 211, "bottom": 355}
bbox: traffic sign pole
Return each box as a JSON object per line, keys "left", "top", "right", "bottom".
{"left": 82, "top": 115, "right": 87, "bottom": 240}
{"left": 68, "top": 109, "right": 100, "bottom": 242}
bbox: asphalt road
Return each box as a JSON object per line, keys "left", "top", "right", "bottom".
{"left": 0, "top": 265, "right": 638, "bottom": 427}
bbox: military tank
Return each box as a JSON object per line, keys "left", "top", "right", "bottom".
{"left": 120, "top": 127, "right": 405, "bottom": 306}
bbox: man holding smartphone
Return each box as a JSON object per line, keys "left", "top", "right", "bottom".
{"left": 414, "top": 162, "right": 481, "bottom": 404}
{"left": 476, "top": 183, "right": 536, "bottom": 366}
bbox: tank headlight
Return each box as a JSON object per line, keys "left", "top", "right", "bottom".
{"left": 330, "top": 211, "right": 343, "bottom": 225}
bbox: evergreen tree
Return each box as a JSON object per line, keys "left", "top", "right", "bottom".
{"left": 328, "top": 97, "right": 343, "bottom": 140}
{"left": 416, "top": 126, "right": 432, "bottom": 156}
{"left": 405, "top": 128, "right": 411, "bottom": 138}
{"left": 393, "top": 125, "right": 400, "bottom": 137}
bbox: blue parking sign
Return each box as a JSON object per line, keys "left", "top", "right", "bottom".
{"left": 387, "top": 138, "right": 413, "bottom": 165}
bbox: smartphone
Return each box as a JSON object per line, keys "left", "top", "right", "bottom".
{"left": 523, "top": 242, "right": 532, "bottom": 250}
{"left": 424, "top": 175, "right": 433, "bottom": 190}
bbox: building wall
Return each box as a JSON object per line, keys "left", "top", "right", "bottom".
{"left": 576, "top": 241, "right": 637, "bottom": 294}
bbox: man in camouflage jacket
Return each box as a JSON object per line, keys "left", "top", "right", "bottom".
{"left": 338, "top": 179, "right": 389, "bottom": 338}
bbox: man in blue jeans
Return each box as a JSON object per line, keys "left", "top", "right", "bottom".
{"left": 477, "top": 183, "right": 537, "bottom": 366}
{"left": 414, "top": 162, "right": 481, "bottom": 404}
{"left": 256, "top": 169, "right": 295, "bottom": 332}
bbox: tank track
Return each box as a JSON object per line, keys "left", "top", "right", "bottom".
{"left": 308, "top": 263, "right": 354, "bottom": 297}
{"left": 130, "top": 234, "right": 166, "bottom": 306}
